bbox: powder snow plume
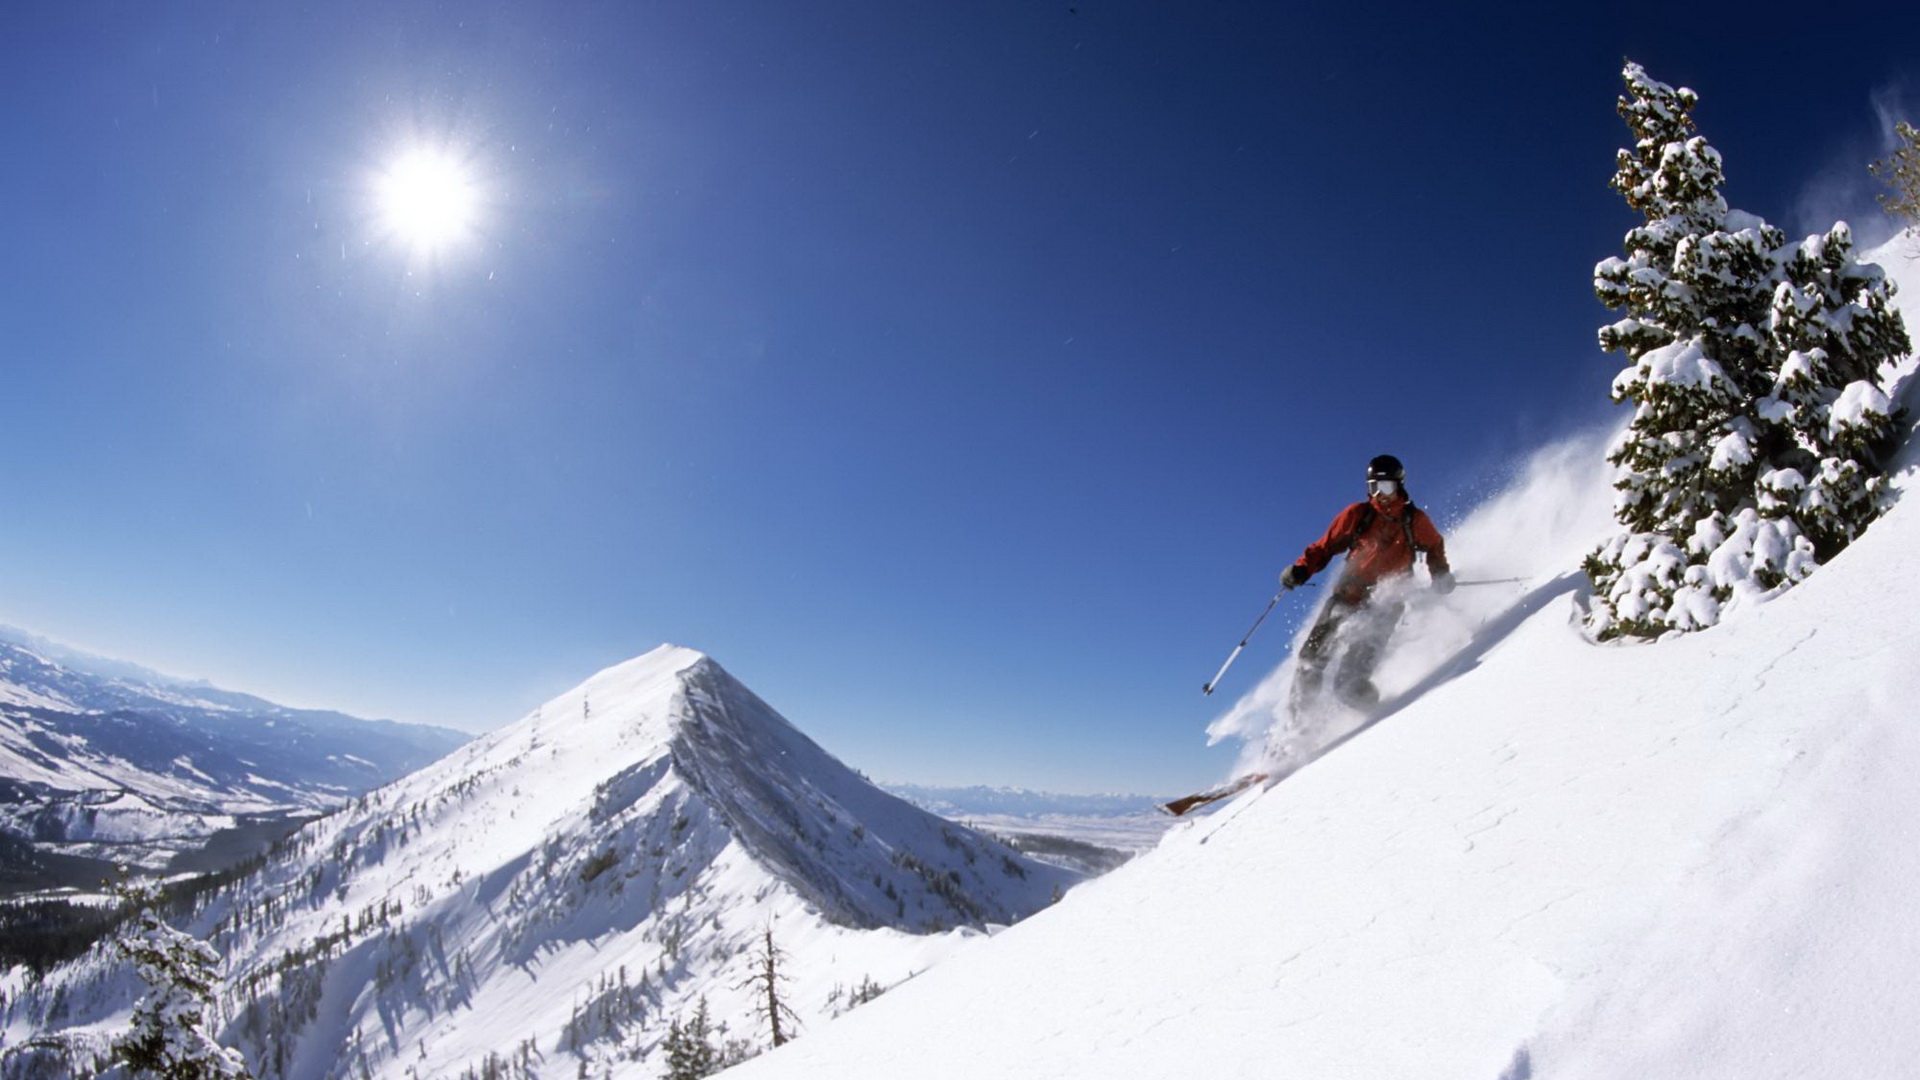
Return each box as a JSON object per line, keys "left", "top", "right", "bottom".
{"left": 1206, "top": 427, "right": 1620, "bottom": 777}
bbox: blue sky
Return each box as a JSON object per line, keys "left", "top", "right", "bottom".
{"left": 2, "top": 2, "right": 1916, "bottom": 794}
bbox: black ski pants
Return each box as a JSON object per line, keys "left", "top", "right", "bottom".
{"left": 1294, "top": 591, "right": 1404, "bottom": 700}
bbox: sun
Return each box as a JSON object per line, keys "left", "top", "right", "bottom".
{"left": 374, "top": 148, "right": 480, "bottom": 253}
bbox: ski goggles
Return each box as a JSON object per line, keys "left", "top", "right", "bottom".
{"left": 1368, "top": 478, "right": 1400, "bottom": 497}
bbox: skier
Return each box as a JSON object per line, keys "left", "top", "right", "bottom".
{"left": 1279, "top": 454, "right": 1452, "bottom": 708}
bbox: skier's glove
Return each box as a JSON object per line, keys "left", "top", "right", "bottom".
{"left": 1432, "top": 570, "right": 1456, "bottom": 595}
{"left": 1280, "top": 565, "right": 1309, "bottom": 590}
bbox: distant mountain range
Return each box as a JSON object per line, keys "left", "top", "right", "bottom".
{"left": 883, "top": 783, "right": 1162, "bottom": 820}
{"left": 0, "top": 625, "right": 469, "bottom": 888}
{"left": 883, "top": 783, "right": 1173, "bottom": 875}
{"left": 4, "top": 645, "right": 1081, "bottom": 1080}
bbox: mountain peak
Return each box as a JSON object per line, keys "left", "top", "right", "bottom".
{"left": 579, "top": 642, "right": 709, "bottom": 696}
{"left": 418, "top": 643, "right": 1076, "bottom": 933}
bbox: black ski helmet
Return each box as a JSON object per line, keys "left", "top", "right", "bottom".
{"left": 1366, "top": 454, "right": 1406, "bottom": 483}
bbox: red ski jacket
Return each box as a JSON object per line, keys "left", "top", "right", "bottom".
{"left": 1293, "top": 494, "right": 1449, "bottom": 605}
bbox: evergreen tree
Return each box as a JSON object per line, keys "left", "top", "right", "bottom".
{"left": 114, "top": 884, "right": 252, "bottom": 1080}
{"left": 1759, "top": 222, "right": 1909, "bottom": 557}
{"left": 661, "top": 998, "right": 718, "bottom": 1080}
{"left": 1586, "top": 62, "right": 1910, "bottom": 638}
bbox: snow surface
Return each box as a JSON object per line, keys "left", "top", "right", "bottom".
{"left": 719, "top": 243, "right": 1920, "bottom": 1080}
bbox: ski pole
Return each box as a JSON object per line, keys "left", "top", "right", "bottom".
{"left": 1203, "top": 586, "right": 1307, "bottom": 696}
{"left": 1451, "top": 576, "right": 1528, "bottom": 587}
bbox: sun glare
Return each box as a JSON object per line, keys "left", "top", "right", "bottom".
{"left": 375, "top": 149, "right": 480, "bottom": 253}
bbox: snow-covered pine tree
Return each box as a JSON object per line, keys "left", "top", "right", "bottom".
{"left": 1588, "top": 61, "right": 1783, "bottom": 637}
{"left": 114, "top": 885, "right": 252, "bottom": 1080}
{"left": 1587, "top": 62, "right": 1911, "bottom": 639}
{"left": 1757, "top": 222, "right": 1909, "bottom": 559}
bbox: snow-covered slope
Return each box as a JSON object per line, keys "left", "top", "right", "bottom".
{"left": 2, "top": 646, "right": 1078, "bottom": 1080}
{"left": 0, "top": 631, "right": 468, "bottom": 879}
{"left": 719, "top": 246, "right": 1920, "bottom": 1080}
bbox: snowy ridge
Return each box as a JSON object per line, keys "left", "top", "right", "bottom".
{"left": 715, "top": 246, "right": 1920, "bottom": 1079}
{"left": 671, "top": 657, "right": 1062, "bottom": 929}
{"left": 2, "top": 645, "right": 1079, "bottom": 1080}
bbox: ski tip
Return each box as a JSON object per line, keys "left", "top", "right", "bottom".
{"left": 1159, "top": 771, "right": 1273, "bottom": 818}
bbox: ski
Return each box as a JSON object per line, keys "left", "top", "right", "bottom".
{"left": 1160, "top": 772, "right": 1270, "bottom": 817}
